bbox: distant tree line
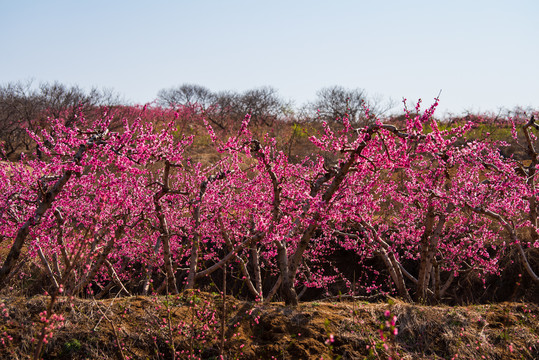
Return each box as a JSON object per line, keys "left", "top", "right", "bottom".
{"left": 158, "top": 85, "right": 289, "bottom": 129}
{"left": 157, "top": 83, "right": 393, "bottom": 129}
{"left": 0, "top": 80, "right": 391, "bottom": 161}
{"left": 0, "top": 81, "right": 120, "bottom": 160}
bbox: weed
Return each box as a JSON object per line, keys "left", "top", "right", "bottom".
{"left": 63, "top": 338, "right": 82, "bottom": 354}
{"left": 366, "top": 300, "right": 400, "bottom": 360}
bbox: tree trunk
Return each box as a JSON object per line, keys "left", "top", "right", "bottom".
{"left": 523, "top": 116, "right": 539, "bottom": 241}
{"left": 416, "top": 204, "right": 452, "bottom": 302}
{"left": 276, "top": 240, "right": 298, "bottom": 305}
{"left": 72, "top": 230, "right": 119, "bottom": 295}
{"left": 416, "top": 204, "right": 435, "bottom": 302}
{"left": 251, "top": 247, "right": 263, "bottom": 300}
{"left": 153, "top": 161, "right": 179, "bottom": 294}
{"left": 0, "top": 137, "right": 97, "bottom": 290}
{"left": 361, "top": 221, "right": 412, "bottom": 301}
{"left": 154, "top": 199, "right": 178, "bottom": 294}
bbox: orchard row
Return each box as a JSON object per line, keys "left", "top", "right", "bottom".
{"left": 0, "top": 99, "right": 537, "bottom": 305}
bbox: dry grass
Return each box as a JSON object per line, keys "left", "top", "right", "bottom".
{"left": 0, "top": 292, "right": 537, "bottom": 359}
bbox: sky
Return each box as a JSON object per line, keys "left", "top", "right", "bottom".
{"left": 1, "top": 0, "right": 538, "bottom": 117}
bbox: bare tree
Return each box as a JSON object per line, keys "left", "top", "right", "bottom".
{"left": 306, "top": 85, "right": 394, "bottom": 125}
{"left": 39, "top": 82, "right": 121, "bottom": 127}
{"left": 157, "top": 84, "right": 214, "bottom": 109}
{"left": 158, "top": 84, "right": 289, "bottom": 129}
{"left": 0, "top": 81, "right": 42, "bottom": 159}
{"left": 0, "top": 81, "right": 121, "bottom": 160}
{"left": 237, "top": 86, "right": 286, "bottom": 127}
{"left": 207, "top": 86, "right": 287, "bottom": 128}
{"left": 204, "top": 90, "right": 240, "bottom": 130}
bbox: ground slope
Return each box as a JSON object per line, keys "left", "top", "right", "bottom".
{"left": 0, "top": 292, "right": 538, "bottom": 359}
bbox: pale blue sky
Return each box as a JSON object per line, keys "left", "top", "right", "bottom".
{"left": 1, "top": 0, "right": 538, "bottom": 116}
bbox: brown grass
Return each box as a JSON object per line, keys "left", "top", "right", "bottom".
{"left": 0, "top": 292, "right": 537, "bottom": 359}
